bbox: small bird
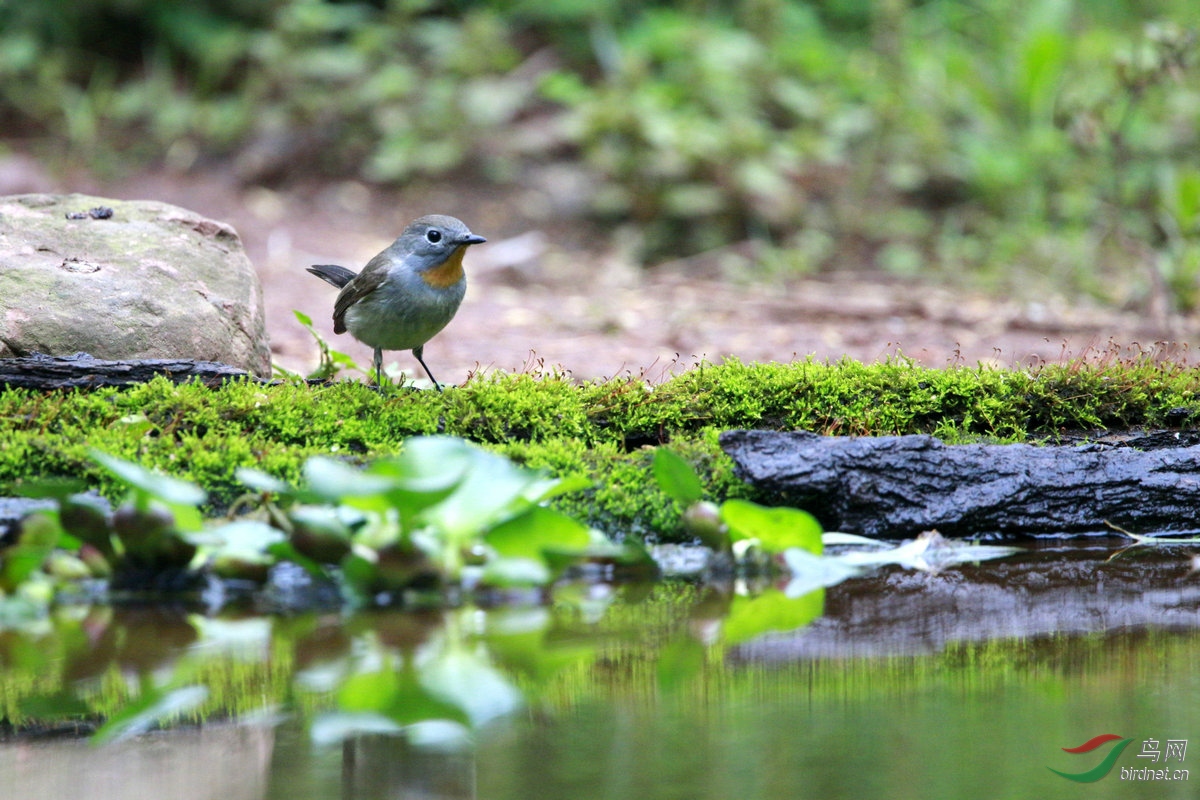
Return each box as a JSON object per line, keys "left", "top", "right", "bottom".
{"left": 307, "top": 215, "right": 486, "bottom": 390}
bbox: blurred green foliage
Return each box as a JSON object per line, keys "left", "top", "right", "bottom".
{"left": 0, "top": 0, "right": 1197, "bottom": 304}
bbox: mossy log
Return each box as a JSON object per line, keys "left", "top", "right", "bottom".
{"left": 720, "top": 430, "right": 1200, "bottom": 538}
{"left": 0, "top": 353, "right": 255, "bottom": 389}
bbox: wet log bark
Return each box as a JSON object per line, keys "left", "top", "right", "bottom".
{"left": 0, "top": 352, "right": 257, "bottom": 389}
{"left": 719, "top": 429, "right": 1200, "bottom": 538}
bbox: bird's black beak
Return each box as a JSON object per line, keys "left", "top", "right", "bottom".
{"left": 460, "top": 233, "right": 487, "bottom": 245}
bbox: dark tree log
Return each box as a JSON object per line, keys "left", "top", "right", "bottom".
{"left": 0, "top": 352, "right": 258, "bottom": 389}
{"left": 719, "top": 429, "right": 1200, "bottom": 538}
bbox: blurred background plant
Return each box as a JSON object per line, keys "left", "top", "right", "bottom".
{"left": 0, "top": 0, "right": 1196, "bottom": 308}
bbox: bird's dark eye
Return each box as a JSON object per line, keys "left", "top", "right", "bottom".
{"left": 426, "top": 229, "right": 442, "bottom": 243}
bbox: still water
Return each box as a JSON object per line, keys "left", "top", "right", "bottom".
{"left": 3, "top": 542, "right": 1198, "bottom": 800}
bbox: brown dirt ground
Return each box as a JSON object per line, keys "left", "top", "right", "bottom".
{"left": 26, "top": 162, "right": 1200, "bottom": 383}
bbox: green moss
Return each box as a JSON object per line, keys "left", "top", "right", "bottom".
{"left": 2, "top": 358, "right": 1199, "bottom": 541}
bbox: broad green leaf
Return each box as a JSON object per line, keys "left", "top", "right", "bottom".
{"left": 481, "top": 557, "right": 551, "bottom": 587}
{"left": 92, "top": 684, "right": 209, "bottom": 745}
{"left": 652, "top": 448, "right": 703, "bottom": 505}
{"left": 339, "top": 551, "right": 379, "bottom": 600}
{"left": 303, "top": 457, "right": 399, "bottom": 501}
{"left": 188, "top": 617, "right": 273, "bottom": 657}
{"left": 165, "top": 501, "right": 205, "bottom": 534}
{"left": 422, "top": 448, "right": 545, "bottom": 538}
{"left": 721, "top": 588, "right": 825, "bottom": 645}
{"left": 338, "top": 667, "right": 470, "bottom": 728}
{"left": 530, "top": 473, "right": 592, "bottom": 502}
{"left": 419, "top": 650, "right": 522, "bottom": 728}
{"left": 482, "top": 609, "right": 597, "bottom": 685}
{"left": 109, "top": 414, "right": 156, "bottom": 439}
{"left": 485, "top": 506, "right": 591, "bottom": 560}
{"left": 721, "top": 499, "right": 822, "bottom": 555}
{"left": 371, "top": 437, "right": 472, "bottom": 520}
{"left": 266, "top": 540, "right": 325, "bottom": 576}
{"left": 311, "top": 712, "right": 404, "bottom": 745}
{"left": 405, "top": 720, "right": 472, "bottom": 749}
{"left": 90, "top": 450, "right": 207, "bottom": 508}
{"left": 541, "top": 536, "right": 659, "bottom": 578}
{"left": 337, "top": 668, "right": 400, "bottom": 711}
{"left": 371, "top": 436, "right": 472, "bottom": 494}
{"left": 191, "top": 520, "right": 285, "bottom": 559}
{"left": 236, "top": 467, "right": 293, "bottom": 494}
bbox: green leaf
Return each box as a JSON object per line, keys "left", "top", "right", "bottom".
{"left": 370, "top": 436, "right": 472, "bottom": 521}
{"left": 337, "top": 668, "right": 400, "bottom": 711}
{"left": 190, "top": 520, "right": 285, "bottom": 560}
{"left": 236, "top": 467, "right": 293, "bottom": 494}
{"left": 530, "top": 473, "right": 592, "bottom": 502}
{"left": 266, "top": 540, "right": 325, "bottom": 576}
{"left": 485, "top": 506, "right": 591, "bottom": 561}
{"left": 371, "top": 437, "right": 472, "bottom": 494}
{"left": 652, "top": 448, "right": 704, "bottom": 505}
{"left": 480, "top": 557, "right": 551, "bottom": 587}
{"left": 419, "top": 650, "right": 522, "bottom": 728}
{"left": 109, "top": 413, "right": 156, "bottom": 439}
{"left": 92, "top": 684, "right": 209, "bottom": 745}
{"left": 720, "top": 499, "right": 822, "bottom": 555}
{"left": 422, "top": 447, "right": 546, "bottom": 539}
{"left": 721, "top": 588, "right": 825, "bottom": 645}
{"left": 302, "top": 457, "right": 398, "bottom": 501}
{"left": 339, "top": 552, "right": 379, "bottom": 600}
{"left": 90, "top": 449, "right": 207, "bottom": 507}
{"left": 310, "top": 712, "right": 405, "bottom": 745}
{"left": 483, "top": 612, "right": 596, "bottom": 685}
{"left": 338, "top": 668, "right": 470, "bottom": 728}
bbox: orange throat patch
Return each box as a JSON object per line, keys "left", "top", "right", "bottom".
{"left": 420, "top": 246, "right": 468, "bottom": 289}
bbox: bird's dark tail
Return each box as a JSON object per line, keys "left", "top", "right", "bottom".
{"left": 307, "top": 264, "right": 358, "bottom": 289}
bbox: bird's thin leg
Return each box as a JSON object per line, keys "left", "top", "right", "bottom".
{"left": 373, "top": 347, "right": 384, "bottom": 388}
{"left": 412, "top": 345, "right": 443, "bottom": 392}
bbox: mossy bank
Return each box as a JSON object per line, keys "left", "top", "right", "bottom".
{"left": 2, "top": 357, "right": 1198, "bottom": 542}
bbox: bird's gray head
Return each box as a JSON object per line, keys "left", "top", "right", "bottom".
{"left": 397, "top": 215, "right": 487, "bottom": 263}
{"left": 394, "top": 215, "right": 486, "bottom": 287}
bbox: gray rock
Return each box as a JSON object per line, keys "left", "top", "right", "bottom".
{"left": 0, "top": 193, "right": 271, "bottom": 377}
